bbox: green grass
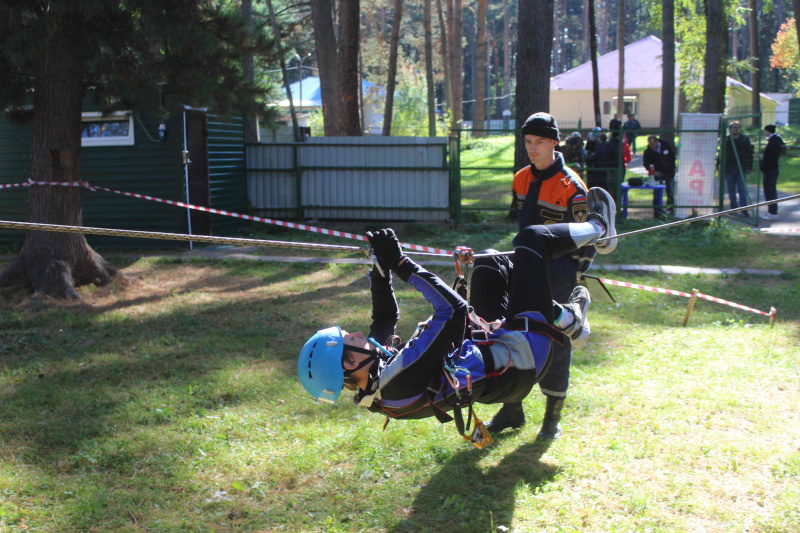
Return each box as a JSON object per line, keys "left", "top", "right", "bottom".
{"left": 1, "top": 224, "right": 799, "bottom": 532}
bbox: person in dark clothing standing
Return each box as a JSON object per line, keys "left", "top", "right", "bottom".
{"left": 760, "top": 124, "right": 785, "bottom": 220}
{"left": 498, "top": 112, "right": 597, "bottom": 440}
{"left": 623, "top": 114, "right": 642, "bottom": 154}
{"left": 593, "top": 132, "right": 623, "bottom": 195}
{"left": 723, "top": 122, "right": 754, "bottom": 216}
{"left": 643, "top": 135, "right": 677, "bottom": 212}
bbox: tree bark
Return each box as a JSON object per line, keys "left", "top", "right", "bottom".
{"left": 616, "top": 0, "right": 625, "bottom": 121}
{"left": 0, "top": 4, "right": 118, "bottom": 300}
{"left": 749, "top": 0, "right": 761, "bottom": 128}
{"left": 660, "top": 0, "right": 676, "bottom": 130}
{"left": 793, "top": 1, "right": 800, "bottom": 73}
{"left": 266, "top": 0, "right": 303, "bottom": 142}
{"left": 473, "top": 0, "right": 487, "bottom": 138}
{"left": 310, "top": 0, "right": 341, "bottom": 136}
{"left": 701, "top": 0, "right": 727, "bottom": 114}
{"left": 338, "top": 0, "right": 362, "bottom": 135}
{"left": 446, "top": 0, "right": 463, "bottom": 131}
{"left": 502, "top": 6, "right": 512, "bottom": 119}
{"left": 515, "top": 0, "right": 554, "bottom": 170}
{"left": 242, "top": 0, "right": 260, "bottom": 143}
{"left": 382, "top": 0, "right": 403, "bottom": 136}
{"left": 588, "top": 0, "right": 602, "bottom": 127}
{"left": 423, "top": 0, "right": 437, "bottom": 136}
{"left": 436, "top": 0, "right": 451, "bottom": 115}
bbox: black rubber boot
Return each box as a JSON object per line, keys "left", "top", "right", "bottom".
{"left": 485, "top": 402, "right": 526, "bottom": 433}
{"left": 537, "top": 395, "right": 565, "bottom": 440}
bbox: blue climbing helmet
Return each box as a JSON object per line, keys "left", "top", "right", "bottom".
{"left": 298, "top": 326, "right": 345, "bottom": 403}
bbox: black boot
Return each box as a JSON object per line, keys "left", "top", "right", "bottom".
{"left": 537, "top": 395, "right": 565, "bottom": 440}
{"left": 485, "top": 402, "right": 525, "bottom": 433}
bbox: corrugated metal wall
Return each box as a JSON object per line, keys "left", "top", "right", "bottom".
{"left": 81, "top": 112, "right": 186, "bottom": 248}
{"left": 0, "top": 118, "right": 31, "bottom": 245}
{"left": 0, "top": 111, "right": 247, "bottom": 248}
{"left": 247, "top": 137, "right": 450, "bottom": 221}
{"left": 206, "top": 114, "right": 247, "bottom": 236}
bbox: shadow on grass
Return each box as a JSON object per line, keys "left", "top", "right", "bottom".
{"left": 389, "top": 436, "right": 558, "bottom": 533}
{"left": 0, "top": 259, "right": 638, "bottom": 530}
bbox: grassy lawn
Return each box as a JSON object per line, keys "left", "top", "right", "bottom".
{"left": 1, "top": 221, "right": 798, "bottom": 532}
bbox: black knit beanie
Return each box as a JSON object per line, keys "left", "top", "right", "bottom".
{"left": 521, "top": 112, "right": 560, "bottom": 140}
{"left": 765, "top": 124, "right": 776, "bottom": 134}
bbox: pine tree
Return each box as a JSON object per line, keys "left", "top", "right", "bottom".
{"left": 0, "top": 0, "right": 277, "bottom": 299}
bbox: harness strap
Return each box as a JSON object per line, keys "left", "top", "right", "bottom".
{"left": 502, "top": 316, "right": 568, "bottom": 346}
{"left": 467, "top": 310, "right": 568, "bottom": 346}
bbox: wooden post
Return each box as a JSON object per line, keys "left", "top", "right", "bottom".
{"left": 683, "top": 289, "right": 699, "bottom": 327}
{"left": 769, "top": 306, "right": 777, "bottom": 327}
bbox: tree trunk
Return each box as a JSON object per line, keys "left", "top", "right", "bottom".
{"left": 310, "top": 0, "right": 341, "bottom": 136}
{"left": 660, "top": 0, "right": 676, "bottom": 130}
{"left": 515, "top": 0, "right": 554, "bottom": 170}
{"left": 382, "top": 0, "right": 403, "bottom": 136}
{"left": 701, "top": 0, "right": 727, "bottom": 114}
{"left": 616, "top": 0, "right": 625, "bottom": 121}
{"left": 436, "top": 0, "right": 451, "bottom": 115}
{"left": 473, "top": 0, "right": 487, "bottom": 138}
{"left": 0, "top": 5, "right": 117, "bottom": 300}
{"left": 588, "top": 0, "right": 602, "bottom": 127}
{"left": 266, "top": 0, "right": 303, "bottom": 142}
{"left": 502, "top": 5, "right": 512, "bottom": 119}
{"left": 794, "top": 2, "right": 800, "bottom": 82}
{"left": 446, "top": 0, "right": 463, "bottom": 131}
{"left": 423, "top": 0, "right": 437, "bottom": 136}
{"left": 242, "top": 0, "right": 260, "bottom": 143}
{"left": 749, "top": 0, "right": 761, "bottom": 128}
{"left": 338, "top": 0, "right": 362, "bottom": 135}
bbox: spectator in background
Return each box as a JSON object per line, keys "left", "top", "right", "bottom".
{"left": 760, "top": 124, "right": 786, "bottom": 220}
{"left": 593, "top": 131, "right": 623, "bottom": 195}
{"left": 561, "top": 132, "right": 587, "bottom": 178}
{"left": 609, "top": 115, "right": 622, "bottom": 132}
{"left": 623, "top": 114, "right": 642, "bottom": 154}
{"left": 585, "top": 130, "right": 607, "bottom": 191}
{"left": 723, "top": 122, "right": 754, "bottom": 216}
{"left": 643, "top": 135, "right": 677, "bottom": 215}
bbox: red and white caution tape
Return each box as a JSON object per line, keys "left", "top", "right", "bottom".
{"left": 599, "top": 278, "right": 775, "bottom": 317}
{"left": 3, "top": 179, "right": 453, "bottom": 256}
{"left": 757, "top": 227, "right": 800, "bottom": 233}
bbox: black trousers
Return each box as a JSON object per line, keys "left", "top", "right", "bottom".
{"left": 469, "top": 224, "right": 580, "bottom": 324}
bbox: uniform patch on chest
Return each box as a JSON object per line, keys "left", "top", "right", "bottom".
{"left": 572, "top": 202, "right": 588, "bottom": 222}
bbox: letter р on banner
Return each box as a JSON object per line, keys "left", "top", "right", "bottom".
{"left": 676, "top": 113, "right": 722, "bottom": 218}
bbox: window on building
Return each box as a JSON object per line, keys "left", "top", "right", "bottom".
{"left": 81, "top": 112, "right": 135, "bottom": 146}
{"left": 611, "top": 96, "right": 638, "bottom": 117}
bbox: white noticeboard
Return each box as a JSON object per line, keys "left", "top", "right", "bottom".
{"left": 675, "top": 113, "right": 722, "bottom": 218}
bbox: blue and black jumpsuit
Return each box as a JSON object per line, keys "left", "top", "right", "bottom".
{"left": 357, "top": 224, "right": 582, "bottom": 420}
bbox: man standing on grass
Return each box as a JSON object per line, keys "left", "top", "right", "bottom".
{"left": 760, "top": 124, "right": 785, "bottom": 220}
{"left": 623, "top": 114, "right": 642, "bottom": 155}
{"left": 497, "top": 112, "right": 596, "bottom": 440}
{"left": 723, "top": 122, "right": 754, "bottom": 216}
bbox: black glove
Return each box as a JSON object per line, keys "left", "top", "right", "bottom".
{"left": 366, "top": 228, "right": 406, "bottom": 271}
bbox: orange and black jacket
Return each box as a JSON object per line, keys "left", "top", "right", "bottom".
{"left": 512, "top": 153, "right": 595, "bottom": 273}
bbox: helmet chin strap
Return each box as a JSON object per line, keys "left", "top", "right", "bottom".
{"left": 343, "top": 344, "right": 378, "bottom": 376}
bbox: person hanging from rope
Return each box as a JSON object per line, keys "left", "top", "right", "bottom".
{"left": 297, "top": 188, "right": 618, "bottom": 445}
